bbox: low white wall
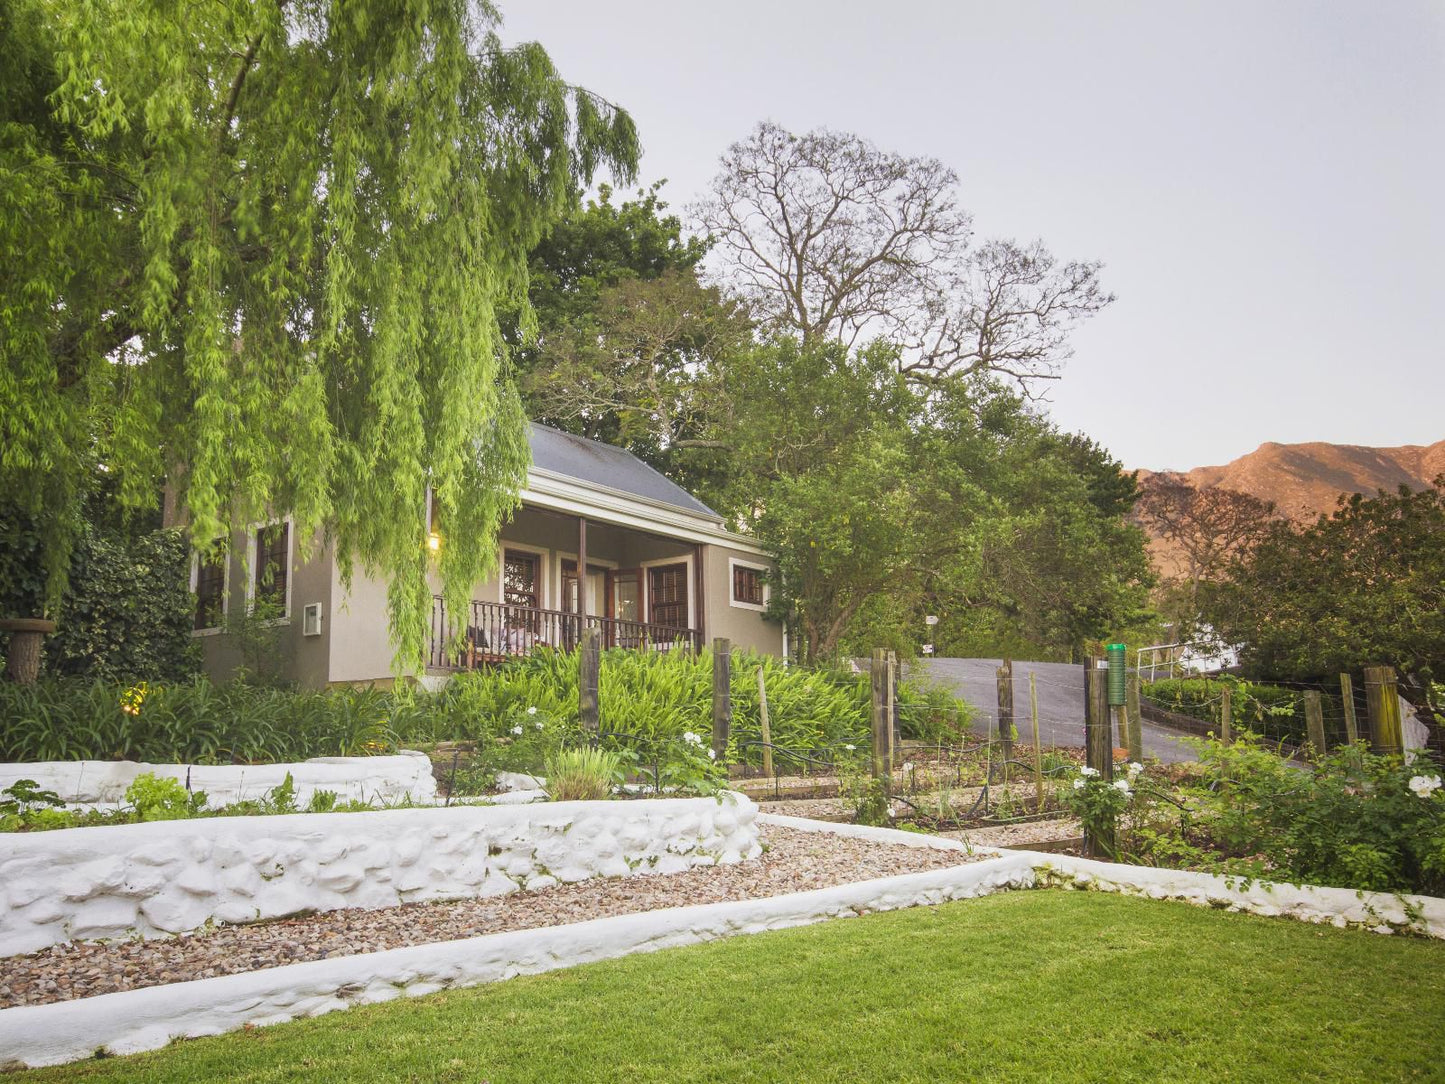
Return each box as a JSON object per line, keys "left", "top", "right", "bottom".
{"left": 0, "top": 752, "right": 438, "bottom": 810}
{"left": 0, "top": 856, "right": 1035, "bottom": 1069}
{"left": 0, "top": 793, "right": 760, "bottom": 957}
{"left": 1031, "top": 852, "right": 1445, "bottom": 936}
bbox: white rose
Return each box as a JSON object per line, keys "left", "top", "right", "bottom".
{"left": 844, "top": 744, "right": 856, "bottom": 752}
{"left": 707, "top": 748, "right": 716, "bottom": 760}
{"left": 1079, "top": 766, "right": 1099, "bottom": 778}
{"left": 1408, "top": 775, "right": 1442, "bottom": 798}
{"left": 527, "top": 706, "right": 538, "bottom": 716}
{"left": 1072, "top": 778, "right": 1085, "bottom": 790}
{"left": 510, "top": 725, "right": 523, "bottom": 736}
{"left": 1113, "top": 779, "right": 1131, "bottom": 794}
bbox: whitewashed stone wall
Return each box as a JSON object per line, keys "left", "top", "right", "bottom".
{"left": 0, "top": 793, "right": 760, "bottom": 956}
{"left": 0, "top": 752, "right": 438, "bottom": 810}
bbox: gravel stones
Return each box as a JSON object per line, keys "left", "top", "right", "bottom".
{"left": 0, "top": 825, "right": 979, "bottom": 1009}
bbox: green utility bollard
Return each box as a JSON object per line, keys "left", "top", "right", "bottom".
{"left": 1106, "top": 643, "right": 1127, "bottom": 708}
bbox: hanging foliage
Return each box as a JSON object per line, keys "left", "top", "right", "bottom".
{"left": 0, "top": 0, "right": 639, "bottom": 670}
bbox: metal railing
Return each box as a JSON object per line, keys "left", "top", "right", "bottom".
{"left": 428, "top": 595, "right": 699, "bottom": 669}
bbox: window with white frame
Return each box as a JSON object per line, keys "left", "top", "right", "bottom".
{"left": 729, "top": 558, "right": 769, "bottom": 610}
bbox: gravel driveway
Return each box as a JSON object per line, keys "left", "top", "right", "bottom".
{"left": 910, "top": 658, "right": 1197, "bottom": 763}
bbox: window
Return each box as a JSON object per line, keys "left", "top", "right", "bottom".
{"left": 647, "top": 563, "right": 689, "bottom": 629}
{"left": 732, "top": 564, "right": 764, "bottom": 607}
{"left": 503, "top": 550, "right": 539, "bottom": 609}
{"left": 193, "top": 544, "right": 227, "bottom": 630}
{"left": 253, "top": 522, "right": 290, "bottom": 616}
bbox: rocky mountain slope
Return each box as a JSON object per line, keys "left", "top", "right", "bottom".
{"left": 1135, "top": 439, "right": 1445, "bottom": 579}
{"left": 1140, "top": 439, "right": 1445, "bottom": 524}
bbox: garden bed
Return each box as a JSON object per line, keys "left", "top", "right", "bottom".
{"left": 0, "top": 823, "right": 981, "bottom": 1009}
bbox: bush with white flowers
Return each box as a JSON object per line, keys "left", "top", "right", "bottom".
{"left": 1062, "top": 762, "right": 1146, "bottom": 858}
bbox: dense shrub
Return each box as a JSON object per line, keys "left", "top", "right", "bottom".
{"left": 0, "top": 648, "right": 970, "bottom": 768}
{"left": 1188, "top": 736, "right": 1445, "bottom": 895}
{"left": 0, "top": 678, "right": 397, "bottom": 763}
{"left": 399, "top": 647, "right": 970, "bottom": 765}
{"left": 0, "top": 509, "right": 200, "bottom": 684}
{"left": 1141, "top": 675, "right": 1343, "bottom": 745}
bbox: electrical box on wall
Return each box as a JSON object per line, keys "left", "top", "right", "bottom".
{"left": 302, "top": 602, "right": 323, "bottom": 637}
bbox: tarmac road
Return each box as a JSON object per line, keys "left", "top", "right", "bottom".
{"left": 907, "top": 657, "right": 1197, "bottom": 763}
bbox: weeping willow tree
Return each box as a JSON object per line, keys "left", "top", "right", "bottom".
{"left": 0, "top": 0, "right": 638, "bottom": 669}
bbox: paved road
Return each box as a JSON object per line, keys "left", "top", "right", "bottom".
{"left": 908, "top": 657, "right": 1197, "bottom": 763}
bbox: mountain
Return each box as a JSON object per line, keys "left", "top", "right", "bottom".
{"left": 1135, "top": 440, "right": 1445, "bottom": 580}
{"left": 1139, "top": 440, "right": 1445, "bottom": 524}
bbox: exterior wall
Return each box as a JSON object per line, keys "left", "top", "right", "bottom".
{"left": 192, "top": 524, "right": 332, "bottom": 689}
{"left": 701, "top": 543, "right": 784, "bottom": 657}
{"left": 184, "top": 506, "right": 779, "bottom": 690}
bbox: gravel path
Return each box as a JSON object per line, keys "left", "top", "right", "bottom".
{"left": 0, "top": 824, "right": 980, "bottom": 1009}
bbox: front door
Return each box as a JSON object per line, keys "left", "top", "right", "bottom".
{"left": 561, "top": 560, "right": 606, "bottom": 649}
{"left": 607, "top": 568, "right": 643, "bottom": 647}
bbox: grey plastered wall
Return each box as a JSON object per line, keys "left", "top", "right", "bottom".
{"left": 700, "top": 543, "right": 783, "bottom": 657}
{"left": 194, "top": 526, "right": 333, "bottom": 689}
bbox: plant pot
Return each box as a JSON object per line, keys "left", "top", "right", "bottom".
{"left": 0, "top": 617, "right": 56, "bottom": 685}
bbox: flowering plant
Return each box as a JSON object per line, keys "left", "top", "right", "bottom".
{"left": 1062, "top": 762, "right": 1145, "bottom": 859}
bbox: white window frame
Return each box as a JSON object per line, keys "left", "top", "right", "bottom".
{"left": 244, "top": 518, "right": 294, "bottom": 625}
{"left": 189, "top": 542, "right": 231, "bottom": 636}
{"left": 727, "top": 557, "right": 771, "bottom": 612}
{"left": 498, "top": 542, "right": 552, "bottom": 610}
{"left": 639, "top": 553, "right": 697, "bottom": 631}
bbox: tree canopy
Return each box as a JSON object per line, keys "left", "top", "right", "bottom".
{"left": 1203, "top": 482, "right": 1445, "bottom": 745}
{"left": 693, "top": 121, "right": 1113, "bottom": 392}
{"left": 1, "top": 0, "right": 638, "bottom": 667}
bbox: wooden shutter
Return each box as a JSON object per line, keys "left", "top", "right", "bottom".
{"left": 647, "top": 563, "right": 689, "bottom": 629}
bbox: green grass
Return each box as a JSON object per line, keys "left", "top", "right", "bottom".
{"left": 17, "top": 892, "right": 1445, "bottom": 1083}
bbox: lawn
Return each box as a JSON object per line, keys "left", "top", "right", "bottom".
{"left": 14, "top": 891, "right": 1445, "bottom": 1083}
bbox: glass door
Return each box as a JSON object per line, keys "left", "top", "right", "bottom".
{"left": 607, "top": 568, "right": 643, "bottom": 647}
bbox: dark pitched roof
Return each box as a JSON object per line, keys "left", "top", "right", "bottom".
{"left": 527, "top": 424, "right": 719, "bottom": 519}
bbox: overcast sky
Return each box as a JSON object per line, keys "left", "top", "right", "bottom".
{"left": 499, "top": 0, "right": 1444, "bottom": 470}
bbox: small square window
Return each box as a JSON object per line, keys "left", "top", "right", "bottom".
{"left": 733, "top": 564, "right": 764, "bottom": 607}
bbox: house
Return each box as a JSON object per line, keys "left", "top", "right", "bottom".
{"left": 182, "top": 425, "right": 782, "bottom": 688}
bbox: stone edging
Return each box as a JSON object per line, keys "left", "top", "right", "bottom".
{"left": 3, "top": 817, "right": 1443, "bottom": 1070}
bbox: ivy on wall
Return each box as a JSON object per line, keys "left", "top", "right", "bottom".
{"left": 1, "top": 505, "right": 199, "bottom": 683}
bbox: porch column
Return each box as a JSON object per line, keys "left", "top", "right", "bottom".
{"left": 693, "top": 543, "right": 705, "bottom": 643}
{"left": 577, "top": 516, "right": 588, "bottom": 619}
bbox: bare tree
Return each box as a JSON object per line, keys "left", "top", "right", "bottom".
{"left": 693, "top": 121, "right": 1113, "bottom": 391}
{"left": 1134, "top": 475, "right": 1278, "bottom": 632}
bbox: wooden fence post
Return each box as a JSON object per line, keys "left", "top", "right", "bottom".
{"left": 1125, "top": 674, "right": 1143, "bottom": 763}
{"left": 996, "top": 659, "right": 1015, "bottom": 771}
{"left": 1219, "top": 686, "right": 1232, "bottom": 744}
{"left": 757, "top": 666, "right": 774, "bottom": 779}
{"left": 1030, "top": 671, "right": 1043, "bottom": 814}
{"left": 1340, "top": 674, "right": 1359, "bottom": 745}
{"left": 579, "top": 626, "right": 601, "bottom": 736}
{"left": 711, "top": 637, "right": 732, "bottom": 762}
{"left": 1086, "top": 663, "right": 1112, "bottom": 780}
{"left": 871, "top": 648, "right": 890, "bottom": 786}
{"left": 1304, "top": 690, "right": 1327, "bottom": 756}
{"left": 886, "top": 649, "right": 899, "bottom": 765}
{"left": 1364, "top": 665, "right": 1403, "bottom": 756}
{"left": 1085, "top": 664, "right": 1115, "bottom": 858}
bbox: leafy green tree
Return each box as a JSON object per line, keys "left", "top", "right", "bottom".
{"left": 1, "top": 0, "right": 638, "bottom": 669}
{"left": 1203, "top": 482, "right": 1445, "bottom": 748}
{"left": 716, "top": 341, "right": 1152, "bottom": 661}
{"left": 515, "top": 185, "right": 746, "bottom": 499}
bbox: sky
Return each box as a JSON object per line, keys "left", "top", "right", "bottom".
{"left": 499, "top": 0, "right": 1445, "bottom": 470}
